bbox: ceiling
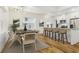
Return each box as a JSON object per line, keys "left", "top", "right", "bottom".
{"left": 10, "top": 6, "right": 73, "bottom": 16}
{"left": 22, "top": 6, "right": 72, "bottom": 13}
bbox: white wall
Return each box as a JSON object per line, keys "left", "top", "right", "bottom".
{"left": 0, "top": 7, "right": 9, "bottom": 52}
{"left": 44, "top": 15, "right": 56, "bottom": 28}
{"left": 9, "top": 8, "right": 46, "bottom": 33}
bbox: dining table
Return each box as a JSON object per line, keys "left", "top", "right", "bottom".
{"left": 9, "top": 30, "right": 38, "bottom": 47}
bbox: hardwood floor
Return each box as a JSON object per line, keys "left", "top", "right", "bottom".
{"left": 37, "top": 34, "right": 79, "bottom": 53}
{"left": 3, "top": 34, "right": 79, "bottom": 53}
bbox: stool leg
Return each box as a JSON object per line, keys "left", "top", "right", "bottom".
{"left": 45, "top": 31, "right": 47, "bottom": 36}
{"left": 55, "top": 32, "right": 56, "bottom": 41}
{"left": 49, "top": 31, "right": 50, "bottom": 38}
{"left": 47, "top": 31, "right": 49, "bottom": 37}
{"left": 43, "top": 30, "right": 45, "bottom": 36}
{"left": 61, "top": 34, "right": 62, "bottom": 41}
{"left": 50, "top": 32, "right": 51, "bottom": 38}
{"left": 52, "top": 32, "right": 53, "bottom": 39}
{"left": 58, "top": 33, "right": 60, "bottom": 42}
{"left": 65, "top": 33, "right": 68, "bottom": 43}
{"left": 45, "top": 30, "right": 46, "bottom": 36}
{"left": 46, "top": 31, "right": 47, "bottom": 36}
{"left": 62, "top": 34, "right": 64, "bottom": 44}
{"left": 61, "top": 34, "right": 64, "bottom": 44}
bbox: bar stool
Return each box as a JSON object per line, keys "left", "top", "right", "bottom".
{"left": 53, "top": 28, "right": 59, "bottom": 41}
{"left": 58, "top": 29, "right": 68, "bottom": 44}
{"left": 48, "top": 28, "right": 53, "bottom": 38}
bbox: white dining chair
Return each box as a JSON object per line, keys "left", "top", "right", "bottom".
{"left": 21, "top": 33, "right": 37, "bottom": 53}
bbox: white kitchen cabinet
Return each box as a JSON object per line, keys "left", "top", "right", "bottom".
{"left": 68, "top": 29, "right": 79, "bottom": 45}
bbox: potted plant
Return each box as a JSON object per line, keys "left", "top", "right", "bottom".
{"left": 11, "top": 19, "right": 20, "bottom": 32}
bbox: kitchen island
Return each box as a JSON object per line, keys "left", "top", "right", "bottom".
{"left": 44, "top": 28, "right": 79, "bottom": 45}
{"left": 68, "top": 29, "right": 79, "bottom": 45}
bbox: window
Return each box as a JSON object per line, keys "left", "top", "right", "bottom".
{"left": 60, "top": 20, "right": 66, "bottom": 24}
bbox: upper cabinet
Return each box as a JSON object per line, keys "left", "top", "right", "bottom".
{"left": 70, "top": 18, "right": 79, "bottom": 29}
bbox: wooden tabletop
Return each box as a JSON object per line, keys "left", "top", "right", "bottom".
{"left": 16, "top": 30, "right": 38, "bottom": 34}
